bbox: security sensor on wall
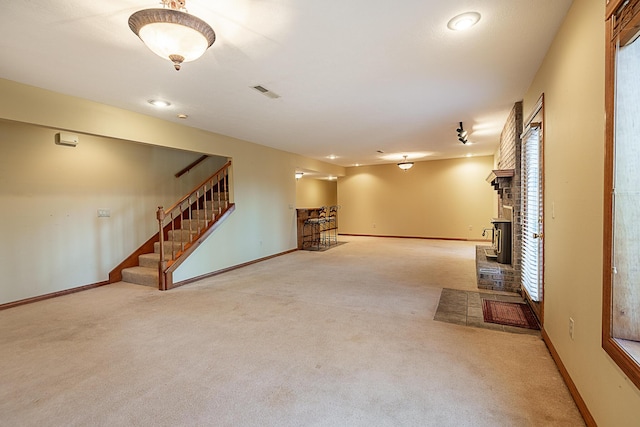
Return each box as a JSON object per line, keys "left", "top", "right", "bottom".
{"left": 55, "top": 132, "right": 79, "bottom": 147}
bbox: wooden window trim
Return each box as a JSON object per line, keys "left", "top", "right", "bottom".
{"left": 606, "top": 0, "right": 625, "bottom": 20}
{"left": 602, "top": 0, "right": 640, "bottom": 391}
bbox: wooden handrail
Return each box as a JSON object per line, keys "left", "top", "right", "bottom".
{"left": 175, "top": 155, "right": 209, "bottom": 178}
{"left": 157, "top": 207, "right": 167, "bottom": 291}
{"left": 164, "top": 160, "right": 231, "bottom": 215}
{"left": 156, "top": 160, "right": 233, "bottom": 289}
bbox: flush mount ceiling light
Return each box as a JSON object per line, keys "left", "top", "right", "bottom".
{"left": 129, "top": 0, "right": 216, "bottom": 71}
{"left": 397, "top": 155, "right": 414, "bottom": 171}
{"left": 148, "top": 99, "right": 171, "bottom": 107}
{"left": 457, "top": 122, "right": 468, "bottom": 144}
{"left": 295, "top": 172, "right": 304, "bottom": 180}
{"left": 447, "top": 12, "right": 481, "bottom": 31}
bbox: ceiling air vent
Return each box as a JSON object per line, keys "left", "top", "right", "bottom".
{"left": 251, "top": 85, "right": 281, "bottom": 99}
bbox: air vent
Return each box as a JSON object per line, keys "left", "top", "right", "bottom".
{"left": 251, "top": 85, "right": 281, "bottom": 99}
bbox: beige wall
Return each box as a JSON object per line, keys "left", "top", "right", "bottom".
{"left": 0, "top": 119, "right": 227, "bottom": 303}
{"left": 524, "top": 0, "right": 640, "bottom": 424}
{"left": 0, "top": 79, "right": 345, "bottom": 303}
{"left": 295, "top": 178, "right": 337, "bottom": 208}
{"left": 338, "top": 156, "right": 495, "bottom": 240}
{"left": 5, "top": 2, "right": 640, "bottom": 421}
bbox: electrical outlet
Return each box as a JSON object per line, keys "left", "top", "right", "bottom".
{"left": 569, "top": 317, "right": 575, "bottom": 340}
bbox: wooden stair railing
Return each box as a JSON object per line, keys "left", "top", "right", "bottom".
{"left": 157, "top": 160, "right": 234, "bottom": 290}
{"left": 174, "top": 155, "right": 209, "bottom": 178}
{"left": 109, "top": 161, "right": 234, "bottom": 290}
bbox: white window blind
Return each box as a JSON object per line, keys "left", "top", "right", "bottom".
{"left": 521, "top": 124, "right": 543, "bottom": 302}
{"left": 611, "top": 35, "right": 640, "bottom": 341}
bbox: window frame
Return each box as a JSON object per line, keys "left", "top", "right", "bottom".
{"left": 603, "top": 0, "right": 640, "bottom": 391}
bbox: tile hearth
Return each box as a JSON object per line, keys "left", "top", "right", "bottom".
{"left": 434, "top": 288, "right": 539, "bottom": 335}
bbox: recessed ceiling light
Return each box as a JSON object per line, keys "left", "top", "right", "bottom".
{"left": 466, "top": 153, "right": 473, "bottom": 158}
{"left": 327, "top": 155, "right": 337, "bottom": 160}
{"left": 148, "top": 99, "right": 171, "bottom": 108}
{"left": 447, "top": 12, "right": 481, "bottom": 31}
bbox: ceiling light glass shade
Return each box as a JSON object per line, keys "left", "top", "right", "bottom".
{"left": 447, "top": 12, "right": 481, "bottom": 31}
{"left": 129, "top": 8, "right": 215, "bottom": 71}
{"left": 295, "top": 172, "right": 304, "bottom": 179}
{"left": 397, "top": 156, "right": 414, "bottom": 171}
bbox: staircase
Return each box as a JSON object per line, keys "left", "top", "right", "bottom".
{"left": 111, "top": 161, "right": 234, "bottom": 290}
{"left": 121, "top": 198, "right": 227, "bottom": 287}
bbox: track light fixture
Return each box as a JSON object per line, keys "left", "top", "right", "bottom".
{"left": 457, "top": 122, "right": 468, "bottom": 144}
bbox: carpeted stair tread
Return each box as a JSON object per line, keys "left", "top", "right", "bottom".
{"left": 167, "top": 229, "right": 200, "bottom": 242}
{"left": 204, "top": 200, "right": 227, "bottom": 210}
{"left": 138, "top": 252, "right": 172, "bottom": 268}
{"left": 190, "top": 210, "right": 216, "bottom": 220}
{"left": 121, "top": 266, "right": 158, "bottom": 287}
{"left": 180, "top": 219, "right": 208, "bottom": 230}
{"left": 154, "top": 240, "right": 188, "bottom": 254}
{"left": 121, "top": 193, "right": 229, "bottom": 288}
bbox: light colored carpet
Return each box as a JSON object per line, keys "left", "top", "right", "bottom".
{"left": 0, "top": 236, "right": 584, "bottom": 426}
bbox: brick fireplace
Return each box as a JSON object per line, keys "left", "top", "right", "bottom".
{"left": 476, "top": 101, "right": 523, "bottom": 293}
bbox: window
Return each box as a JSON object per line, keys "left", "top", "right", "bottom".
{"left": 603, "top": 0, "right": 640, "bottom": 390}
{"left": 521, "top": 98, "right": 544, "bottom": 308}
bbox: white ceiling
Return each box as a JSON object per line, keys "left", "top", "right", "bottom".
{"left": 0, "top": 0, "right": 572, "bottom": 167}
